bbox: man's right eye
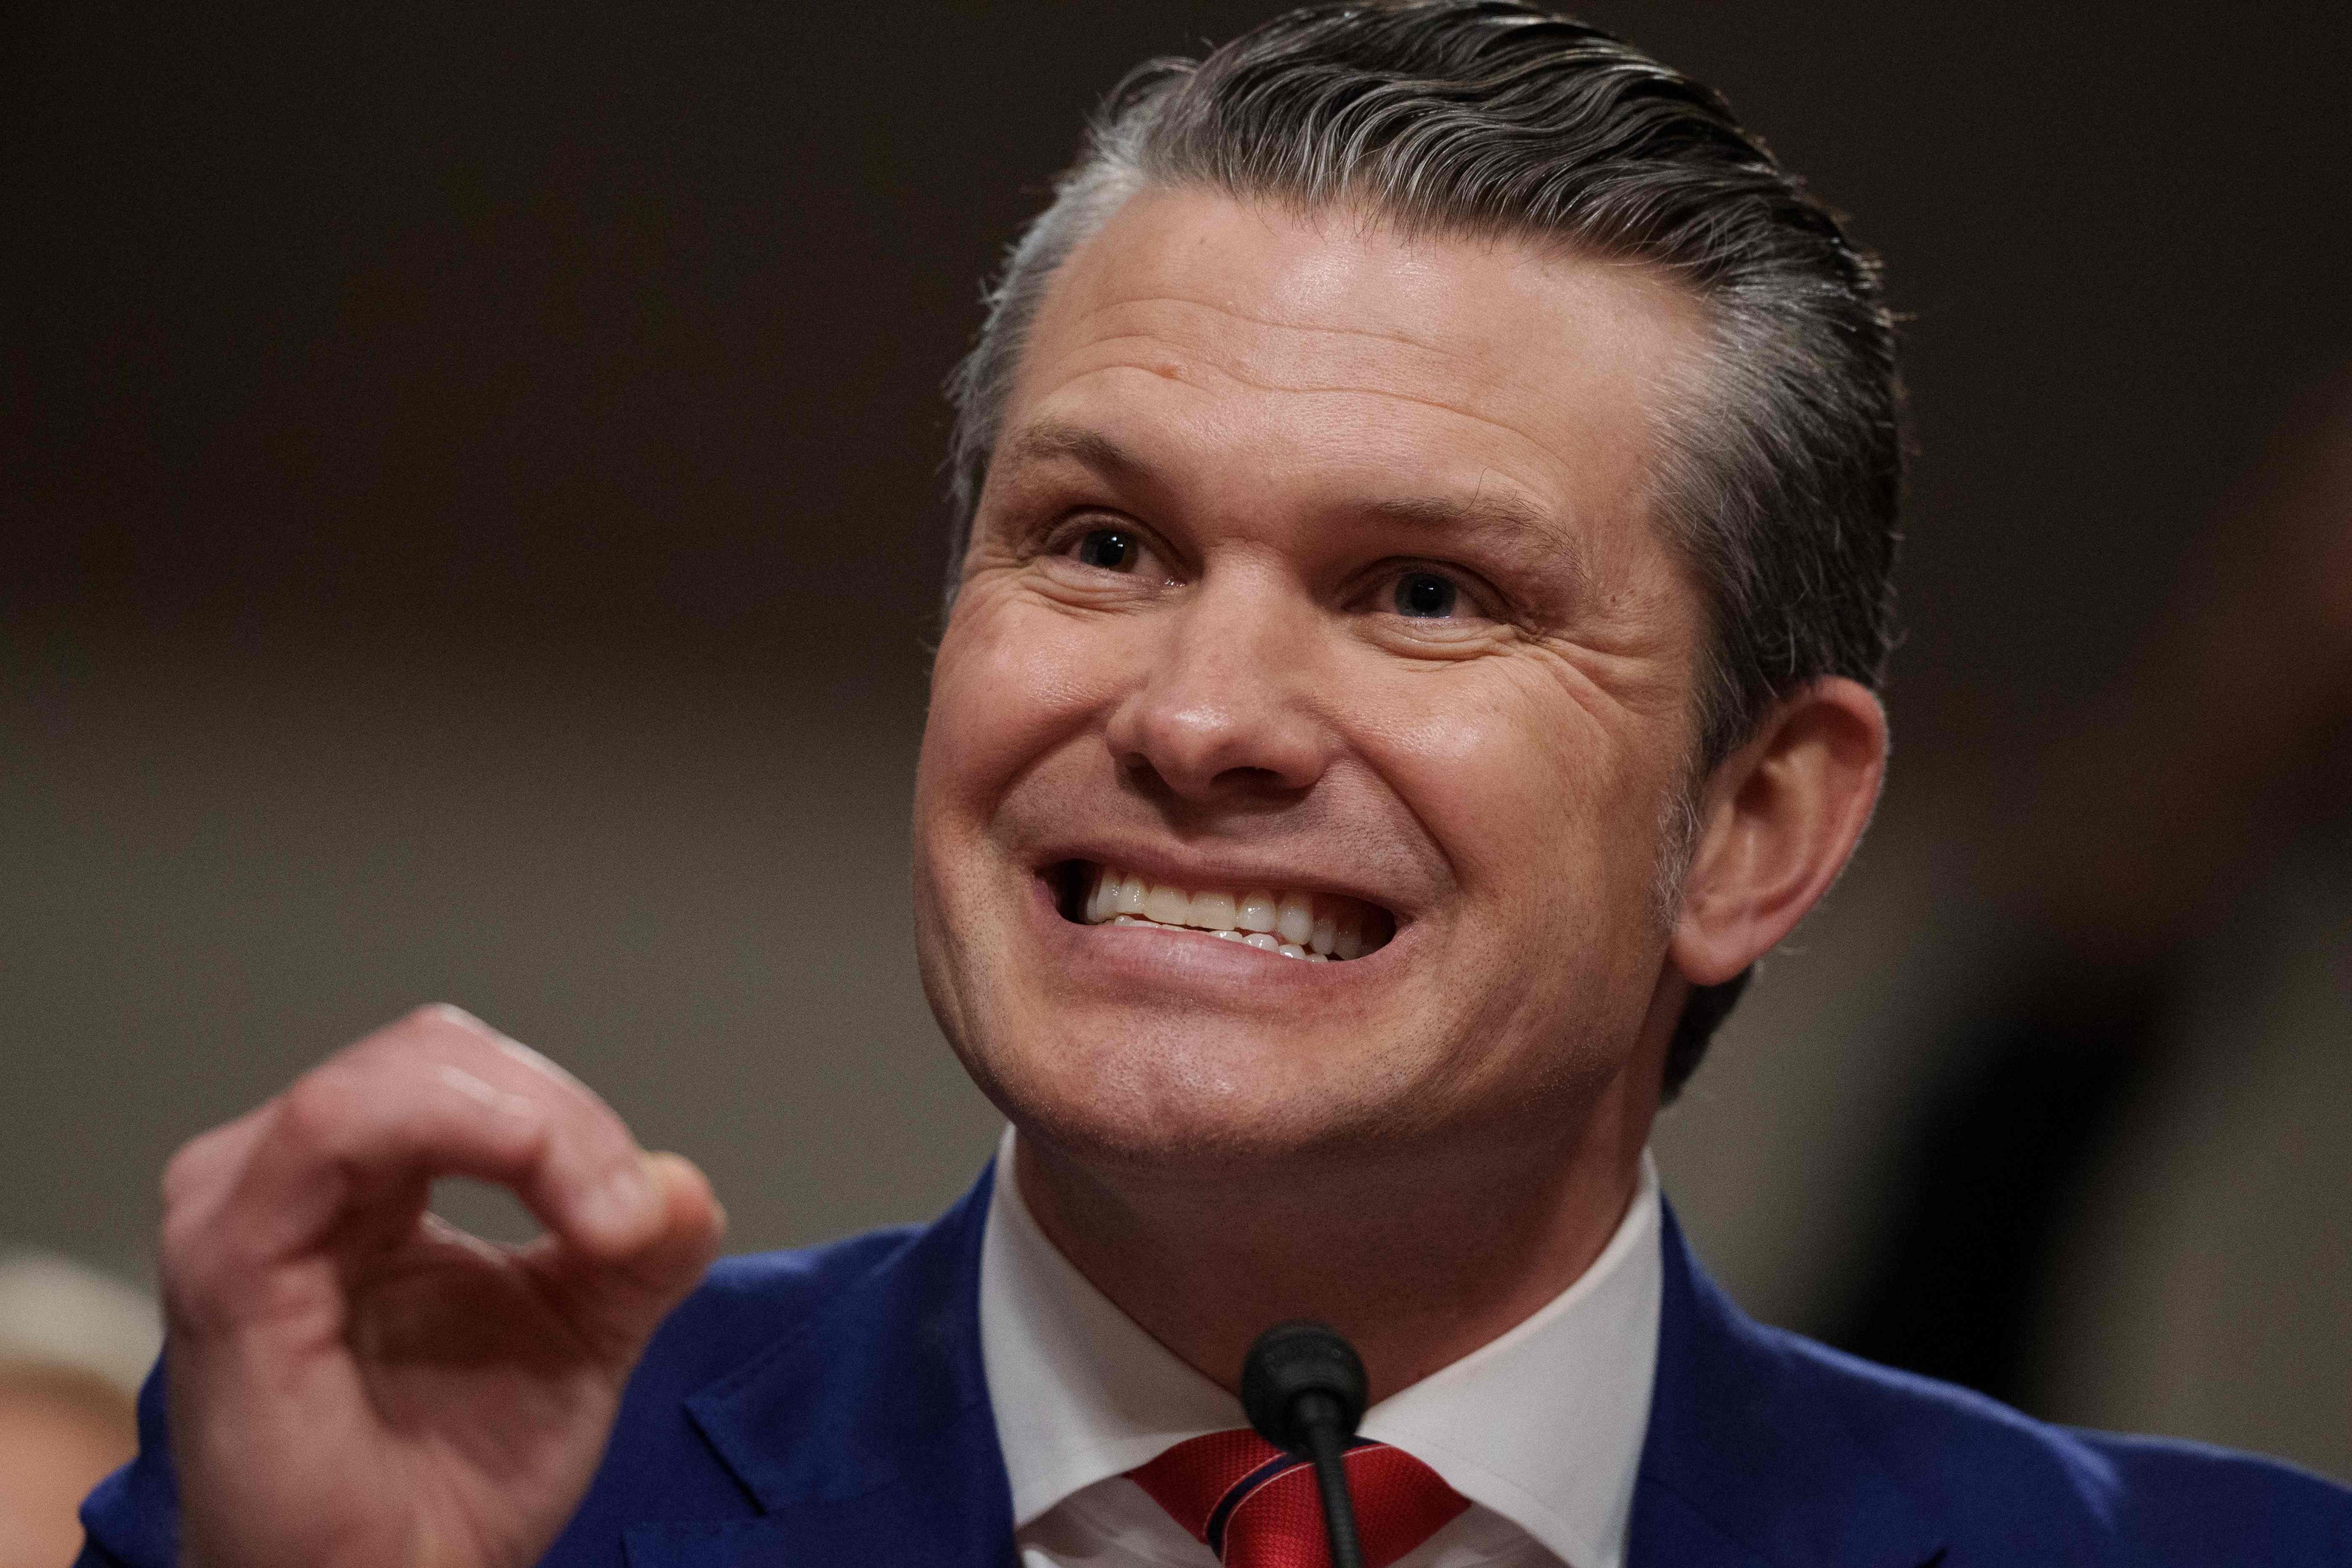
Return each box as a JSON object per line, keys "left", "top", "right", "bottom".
{"left": 1073, "top": 527, "right": 1138, "bottom": 571}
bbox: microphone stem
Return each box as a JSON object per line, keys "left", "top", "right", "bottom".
{"left": 1297, "top": 1393, "right": 1366, "bottom": 1568}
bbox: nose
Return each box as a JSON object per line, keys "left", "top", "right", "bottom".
{"left": 1102, "top": 567, "right": 1334, "bottom": 803}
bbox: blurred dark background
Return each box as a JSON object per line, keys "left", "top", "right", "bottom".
{"left": 6, "top": 1, "right": 2348, "bottom": 1481}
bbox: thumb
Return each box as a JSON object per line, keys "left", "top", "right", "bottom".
{"left": 530, "top": 1152, "right": 726, "bottom": 1363}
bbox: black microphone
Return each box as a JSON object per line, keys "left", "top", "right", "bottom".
{"left": 1240, "top": 1320, "right": 1369, "bottom": 1568}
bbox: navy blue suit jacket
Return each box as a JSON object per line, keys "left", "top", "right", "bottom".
{"left": 82, "top": 1163, "right": 2351, "bottom": 1566}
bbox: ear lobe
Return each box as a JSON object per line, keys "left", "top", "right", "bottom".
{"left": 1669, "top": 677, "right": 1888, "bottom": 986}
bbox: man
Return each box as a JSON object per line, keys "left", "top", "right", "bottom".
{"left": 79, "top": 5, "right": 2352, "bottom": 1566}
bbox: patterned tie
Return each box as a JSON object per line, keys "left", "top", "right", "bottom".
{"left": 1127, "top": 1428, "right": 1470, "bottom": 1568}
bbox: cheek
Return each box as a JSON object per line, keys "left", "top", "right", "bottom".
{"left": 919, "top": 590, "right": 1118, "bottom": 831}
{"left": 1376, "top": 678, "right": 1560, "bottom": 843}
{"left": 1369, "top": 666, "right": 1660, "bottom": 918}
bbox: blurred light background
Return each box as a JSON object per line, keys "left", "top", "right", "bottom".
{"left": 6, "top": 0, "right": 2347, "bottom": 1490}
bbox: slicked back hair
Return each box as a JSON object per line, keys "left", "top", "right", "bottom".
{"left": 942, "top": 1, "right": 1903, "bottom": 1099}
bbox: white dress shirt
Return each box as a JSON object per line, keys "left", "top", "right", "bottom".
{"left": 978, "top": 1127, "right": 1663, "bottom": 1568}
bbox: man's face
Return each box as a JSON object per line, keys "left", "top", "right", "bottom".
{"left": 913, "top": 189, "right": 1709, "bottom": 1175}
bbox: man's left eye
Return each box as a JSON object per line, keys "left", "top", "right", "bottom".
{"left": 1393, "top": 571, "right": 1459, "bottom": 618}
{"left": 1073, "top": 527, "right": 1140, "bottom": 571}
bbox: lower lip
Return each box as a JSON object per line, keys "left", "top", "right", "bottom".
{"left": 1026, "top": 875, "right": 1399, "bottom": 991}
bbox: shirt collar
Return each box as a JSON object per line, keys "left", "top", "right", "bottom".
{"left": 976, "top": 1126, "right": 1663, "bottom": 1568}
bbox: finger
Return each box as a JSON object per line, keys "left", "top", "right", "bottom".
{"left": 424, "top": 1011, "right": 670, "bottom": 1257}
{"left": 161, "top": 1098, "right": 275, "bottom": 1238}
{"left": 399, "top": 1008, "right": 672, "bottom": 1258}
{"left": 524, "top": 1151, "right": 727, "bottom": 1362}
{"left": 198, "top": 1009, "right": 659, "bottom": 1287}
{"left": 159, "top": 1103, "right": 285, "bottom": 1324}
{"left": 184, "top": 1057, "right": 542, "bottom": 1314}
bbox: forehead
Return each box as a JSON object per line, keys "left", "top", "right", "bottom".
{"left": 997, "top": 187, "right": 1706, "bottom": 544}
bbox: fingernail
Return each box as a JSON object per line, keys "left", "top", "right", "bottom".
{"left": 580, "top": 1161, "right": 656, "bottom": 1242}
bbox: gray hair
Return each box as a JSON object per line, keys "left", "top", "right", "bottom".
{"left": 943, "top": 1, "right": 1903, "bottom": 1097}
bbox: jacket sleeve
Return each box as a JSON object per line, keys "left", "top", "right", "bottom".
{"left": 75, "top": 1536, "right": 137, "bottom": 1568}
{"left": 77, "top": 1353, "right": 179, "bottom": 1568}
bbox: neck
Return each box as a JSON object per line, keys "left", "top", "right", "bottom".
{"left": 1011, "top": 1058, "right": 1658, "bottom": 1404}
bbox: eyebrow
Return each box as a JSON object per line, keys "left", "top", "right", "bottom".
{"left": 995, "top": 419, "right": 1586, "bottom": 592}
{"left": 1355, "top": 481, "right": 1592, "bottom": 600}
{"left": 995, "top": 420, "right": 1150, "bottom": 485}
{"left": 1355, "top": 489, "right": 1563, "bottom": 553}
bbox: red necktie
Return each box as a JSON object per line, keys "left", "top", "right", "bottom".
{"left": 1127, "top": 1428, "right": 1470, "bottom": 1568}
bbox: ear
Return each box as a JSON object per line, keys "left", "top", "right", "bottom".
{"left": 1670, "top": 677, "right": 1888, "bottom": 986}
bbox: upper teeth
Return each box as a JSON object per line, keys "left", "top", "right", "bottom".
{"left": 1082, "top": 865, "right": 1377, "bottom": 960}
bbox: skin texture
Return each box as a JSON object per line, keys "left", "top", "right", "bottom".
{"left": 143, "top": 188, "right": 1883, "bottom": 1566}
{"left": 913, "top": 189, "right": 1887, "bottom": 1397}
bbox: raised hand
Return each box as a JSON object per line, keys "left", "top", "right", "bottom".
{"left": 157, "top": 1006, "right": 724, "bottom": 1568}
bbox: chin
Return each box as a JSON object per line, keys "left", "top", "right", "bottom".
{"left": 957, "top": 1000, "right": 1458, "bottom": 1180}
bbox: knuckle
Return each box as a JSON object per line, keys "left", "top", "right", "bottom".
{"left": 157, "top": 1184, "right": 202, "bottom": 1261}
{"left": 273, "top": 1070, "right": 365, "bottom": 1154}
{"left": 159, "top": 1130, "right": 218, "bottom": 1209}
{"left": 403, "top": 999, "right": 472, "bottom": 1034}
{"left": 411, "top": 1000, "right": 492, "bottom": 1041}
{"left": 157, "top": 1189, "right": 248, "bottom": 1325}
{"left": 159, "top": 1110, "right": 262, "bottom": 1218}
{"left": 159, "top": 1244, "right": 248, "bottom": 1338}
{"left": 159, "top": 1208, "right": 220, "bottom": 1297}
{"left": 378, "top": 1001, "right": 503, "bottom": 1065}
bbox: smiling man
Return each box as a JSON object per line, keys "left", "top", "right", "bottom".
{"left": 78, "top": 6, "right": 2352, "bottom": 1568}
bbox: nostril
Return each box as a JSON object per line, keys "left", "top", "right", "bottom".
{"left": 1107, "top": 677, "right": 1330, "bottom": 802}
{"left": 1211, "top": 764, "right": 1291, "bottom": 794}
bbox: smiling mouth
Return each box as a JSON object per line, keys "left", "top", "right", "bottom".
{"left": 1053, "top": 862, "right": 1397, "bottom": 962}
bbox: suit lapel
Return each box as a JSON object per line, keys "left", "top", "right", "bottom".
{"left": 620, "top": 1168, "right": 1945, "bottom": 1567}
{"left": 625, "top": 1166, "right": 1015, "bottom": 1568}
{"left": 1628, "top": 1206, "right": 1943, "bottom": 1568}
